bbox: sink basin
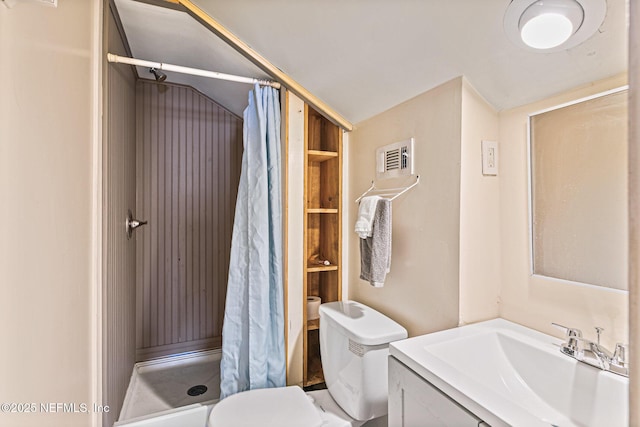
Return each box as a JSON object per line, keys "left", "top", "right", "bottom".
{"left": 389, "top": 319, "right": 628, "bottom": 427}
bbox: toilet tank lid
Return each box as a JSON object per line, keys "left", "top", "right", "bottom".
{"left": 319, "top": 301, "right": 408, "bottom": 346}
{"left": 209, "top": 386, "right": 322, "bottom": 427}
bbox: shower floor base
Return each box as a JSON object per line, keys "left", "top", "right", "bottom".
{"left": 119, "top": 349, "right": 221, "bottom": 422}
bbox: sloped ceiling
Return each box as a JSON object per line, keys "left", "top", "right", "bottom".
{"left": 115, "top": 0, "right": 628, "bottom": 124}
{"left": 114, "top": 0, "right": 271, "bottom": 117}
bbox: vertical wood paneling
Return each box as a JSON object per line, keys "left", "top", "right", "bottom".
{"left": 136, "top": 80, "right": 243, "bottom": 360}
{"left": 102, "top": 6, "right": 137, "bottom": 427}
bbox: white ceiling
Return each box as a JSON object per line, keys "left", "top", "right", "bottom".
{"left": 114, "top": 0, "right": 628, "bottom": 124}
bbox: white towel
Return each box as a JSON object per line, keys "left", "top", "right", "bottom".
{"left": 355, "top": 196, "right": 381, "bottom": 239}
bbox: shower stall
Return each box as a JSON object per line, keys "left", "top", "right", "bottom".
{"left": 103, "top": 0, "right": 310, "bottom": 423}
{"left": 102, "top": 2, "right": 255, "bottom": 424}
{"left": 105, "top": 73, "right": 245, "bottom": 423}
{"left": 134, "top": 79, "right": 243, "bottom": 361}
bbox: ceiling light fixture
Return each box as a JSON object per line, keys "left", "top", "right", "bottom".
{"left": 504, "top": 0, "right": 606, "bottom": 52}
{"left": 519, "top": 0, "right": 583, "bottom": 49}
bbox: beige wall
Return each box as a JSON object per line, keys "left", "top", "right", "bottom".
{"left": 348, "top": 78, "right": 462, "bottom": 337}
{"left": 498, "top": 74, "right": 629, "bottom": 349}
{"left": 459, "top": 79, "right": 501, "bottom": 324}
{"left": 0, "top": 1, "right": 100, "bottom": 427}
{"left": 347, "top": 74, "right": 628, "bottom": 347}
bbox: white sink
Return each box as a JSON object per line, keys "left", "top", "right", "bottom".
{"left": 389, "top": 319, "right": 628, "bottom": 427}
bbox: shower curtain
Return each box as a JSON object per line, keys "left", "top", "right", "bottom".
{"left": 219, "top": 83, "right": 285, "bottom": 399}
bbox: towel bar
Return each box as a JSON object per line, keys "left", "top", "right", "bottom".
{"left": 355, "top": 175, "right": 419, "bottom": 203}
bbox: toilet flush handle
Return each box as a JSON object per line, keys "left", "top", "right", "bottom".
{"left": 126, "top": 209, "right": 148, "bottom": 239}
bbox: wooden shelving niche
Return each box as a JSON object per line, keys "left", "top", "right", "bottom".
{"left": 303, "top": 106, "right": 342, "bottom": 387}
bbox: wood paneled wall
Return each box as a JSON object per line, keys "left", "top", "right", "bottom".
{"left": 135, "top": 80, "right": 243, "bottom": 361}
{"left": 102, "top": 6, "right": 137, "bottom": 426}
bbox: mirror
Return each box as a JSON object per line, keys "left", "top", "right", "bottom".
{"left": 529, "top": 88, "right": 628, "bottom": 291}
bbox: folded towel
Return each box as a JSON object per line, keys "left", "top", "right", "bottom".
{"left": 359, "top": 198, "right": 392, "bottom": 287}
{"left": 354, "top": 196, "right": 381, "bottom": 239}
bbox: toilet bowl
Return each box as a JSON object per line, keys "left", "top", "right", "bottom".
{"left": 207, "top": 386, "right": 324, "bottom": 427}
{"left": 207, "top": 386, "right": 358, "bottom": 427}
{"left": 307, "top": 388, "right": 364, "bottom": 427}
{"left": 208, "top": 300, "right": 407, "bottom": 427}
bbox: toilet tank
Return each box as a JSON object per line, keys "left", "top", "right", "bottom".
{"left": 319, "top": 301, "right": 408, "bottom": 421}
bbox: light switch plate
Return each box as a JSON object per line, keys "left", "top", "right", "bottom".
{"left": 482, "top": 140, "right": 498, "bottom": 176}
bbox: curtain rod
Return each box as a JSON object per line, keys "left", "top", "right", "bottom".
{"left": 106, "top": 53, "right": 281, "bottom": 89}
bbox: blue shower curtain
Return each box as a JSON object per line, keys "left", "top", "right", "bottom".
{"left": 219, "top": 83, "right": 285, "bottom": 399}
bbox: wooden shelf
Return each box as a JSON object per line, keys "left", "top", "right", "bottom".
{"left": 306, "top": 264, "right": 338, "bottom": 272}
{"left": 305, "top": 342, "right": 324, "bottom": 386}
{"left": 307, "top": 208, "right": 338, "bottom": 214}
{"left": 303, "top": 105, "right": 341, "bottom": 389}
{"left": 307, "top": 319, "right": 320, "bottom": 330}
{"left": 308, "top": 150, "right": 338, "bottom": 162}
{"left": 305, "top": 375, "right": 325, "bottom": 387}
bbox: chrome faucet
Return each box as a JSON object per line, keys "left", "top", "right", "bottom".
{"left": 552, "top": 323, "right": 629, "bottom": 377}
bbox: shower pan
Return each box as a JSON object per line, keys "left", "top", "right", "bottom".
{"left": 118, "top": 350, "right": 221, "bottom": 422}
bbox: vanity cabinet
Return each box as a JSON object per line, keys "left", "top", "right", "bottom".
{"left": 389, "top": 357, "right": 487, "bottom": 427}
{"left": 303, "top": 105, "right": 342, "bottom": 386}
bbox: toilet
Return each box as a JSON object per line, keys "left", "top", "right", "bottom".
{"left": 208, "top": 300, "right": 408, "bottom": 427}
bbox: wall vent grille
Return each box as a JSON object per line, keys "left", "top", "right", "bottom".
{"left": 376, "top": 138, "right": 414, "bottom": 179}
{"left": 385, "top": 149, "right": 400, "bottom": 171}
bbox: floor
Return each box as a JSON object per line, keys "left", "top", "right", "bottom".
{"left": 119, "top": 350, "right": 221, "bottom": 421}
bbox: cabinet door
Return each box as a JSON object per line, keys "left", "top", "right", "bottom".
{"left": 389, "top": 357, "right": 484, "bottom": 427}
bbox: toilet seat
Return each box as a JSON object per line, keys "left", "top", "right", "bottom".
{"left": 208, "top": 386, "right": 323, "bottom": 427}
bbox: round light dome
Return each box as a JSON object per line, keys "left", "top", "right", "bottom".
{"left": 519, "top": 0, "right": 584, "bottom": 49}
{"left": 503, "top": 0, "right": 605, "bottom": 53}
{"left": 520, "top": 12, "right": 575, "bottom": 49}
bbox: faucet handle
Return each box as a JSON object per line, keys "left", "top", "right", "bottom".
{"left": 552, "top": 323, "right": 583, "bottom": 355}
{"left": 594, "top": 327, "right": 604, "bottom": 345}
{"left": 613, "top": 343, "right": 629, "bottom": 367}
{"left": 552, "top": 323, "right": 583, "bottom": 339}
